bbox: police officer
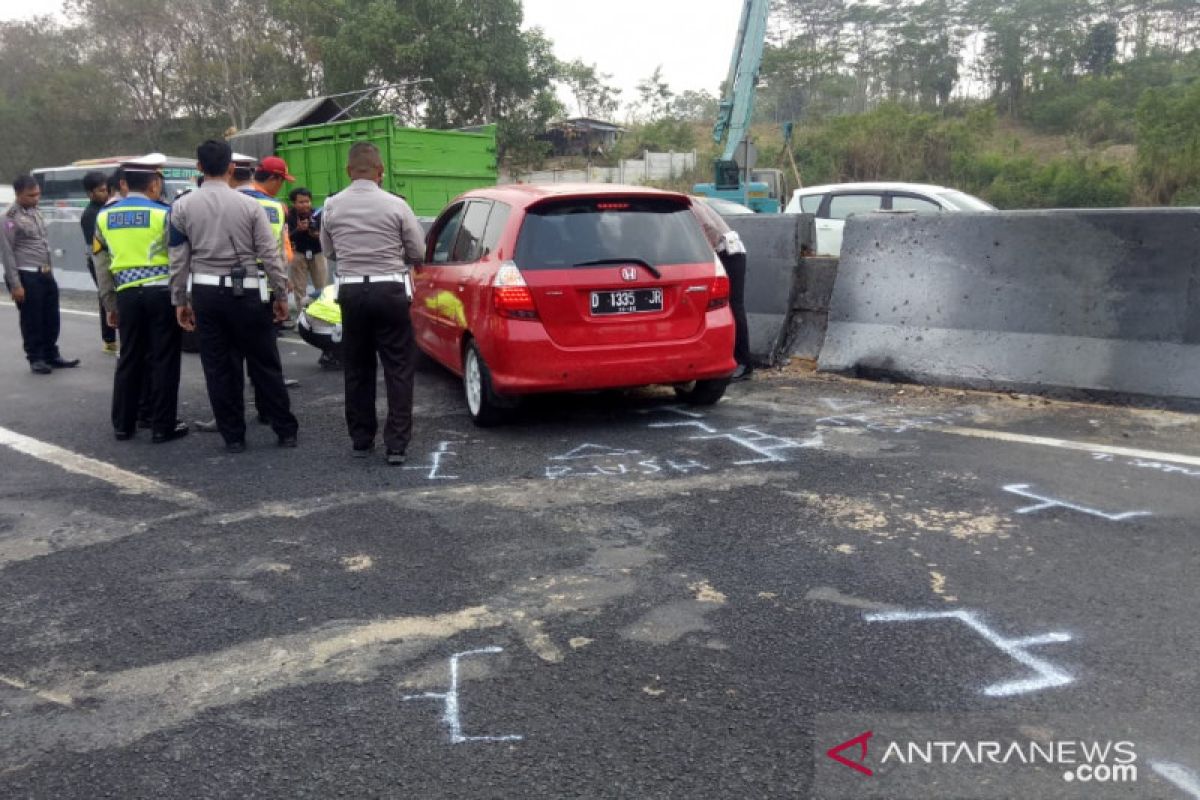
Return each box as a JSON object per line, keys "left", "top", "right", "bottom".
{"left": 319, "top": 141, "right": 424, "bottom": 464}
{"left": 93, "top": 154, "right": 188, "bottom": 443}
{"left": 80, "top": 170, "right": 118, "bottom": 353}
{"left": 691, "top": 198, "right": 752, "bottom": 380}
{"left": 1, "top": 175, "right": 79, "bottom": 374}
{"left": 168, "top": 139, "right": 298, "bottom": 453}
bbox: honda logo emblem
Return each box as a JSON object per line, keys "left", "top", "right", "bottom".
{"left": 620, "top": 266, "right": 638, "bottom": 282}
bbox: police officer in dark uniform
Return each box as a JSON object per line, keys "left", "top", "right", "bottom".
{"left": 168, "top": 140, "right": 298, "bottom": 453}
{"left": 319, "top": 141, "right": 424, "bottom": 464}
{"left": 80, "top": 170, "right": 119, "bottom": 353}
{"left": 1, "top": 175, "right": 79, "bottom": 374}
{"left": 93, "top": 155, "right": 188, "bottom": 443}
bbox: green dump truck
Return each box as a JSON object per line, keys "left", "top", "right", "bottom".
{"left": 230, "top": 98, "right": 497, "bottom": 216}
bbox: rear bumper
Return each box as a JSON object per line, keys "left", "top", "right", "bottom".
{"left": 482, "top": 311, "right": 736, "bottom": 394}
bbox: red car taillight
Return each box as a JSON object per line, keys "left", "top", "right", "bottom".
{"left": 493, "top": 261, "right": 538, "bottom": 319}
{"left": 708, "top": 257, "right": 730, "bottom": 310}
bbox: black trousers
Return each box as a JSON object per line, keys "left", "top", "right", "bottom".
{"left": 86, "top": 257, "right": 117, "bottom": 344}
{"left": 192, "top": 285, "right": 297, "bottom": 444}
{"left": 339, "top": 281, "right": 414, "bottom": 452}
{"left": 16, "top": 270, "right": 61, "bottom": 364}
{"left": 720, "top": 251, "right": 752, "bottom": 367}
{"left": 112, "top": 286, "right": 181, "bottom": 435}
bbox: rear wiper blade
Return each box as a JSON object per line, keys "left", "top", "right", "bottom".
{"left": 572, "top": 258, "right": 662, "bottom": 279}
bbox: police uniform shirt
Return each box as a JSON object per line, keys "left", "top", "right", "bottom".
{"left": 0, "top": 204, "right": 51, "bottom": 288}
{"left": 92, "top": 191, "right": 170, "bottom": 314}
{"left": 318, "top": 180, "right": 424, "bottom": 277}
{"left": 167, "top": 179, "right": 284, "bottom": 307}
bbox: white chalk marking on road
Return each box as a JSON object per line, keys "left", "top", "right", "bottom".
{"left": 937, "top": 426, "right": 1200, "bottom": 467}
{"left": 864, "top": 608, "right": 1074, "bottom": 697}
{"left": 650, "top": 420, "right": 821, "bottom": 464}
{"left": 1002, "top": 483, "right": 1151, "bottom": 521}
{"left": 402, "top": 647, "right": 524, "bottom": 744}
{"left": 1152, "top": 762, "right": 1200, "bottom": 799}
{"left": 551, "top": 443, "right": 642, "bottom": 460}
{"left": 0, "top": 425, "right": 204, "bottom": 507}
{"left": 404, "top": 440, "right": 459, "bottom": 480}
{"left": 0, "top": 300, "right": 96, "bottom": 318}
{"left": 0, "top": 674, "right": 75, "bottom": 708}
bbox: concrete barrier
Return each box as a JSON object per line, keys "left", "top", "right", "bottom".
{"left": 727, "top": 213, "right": 815, "bottom": 366}
{"left": 788, "top": 255, "right": 838, "bottom": 360}
{"left": 819, "top": 209, "right": 1200, "bottom": 400}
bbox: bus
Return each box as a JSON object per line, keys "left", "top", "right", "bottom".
{"left": 34, "top": 156, "right": 201, "bottom": 207}
{"left": 29, "top": 156, "right": 200, "bottom": 290}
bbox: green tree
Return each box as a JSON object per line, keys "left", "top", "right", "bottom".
{"left": 559, "top": 59, "right": 622, "bottom": 120}
{"left": 634, "top": 65, "right": 673, "bottom": 121}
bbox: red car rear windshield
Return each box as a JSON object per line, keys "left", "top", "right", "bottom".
{"left": 514, "top": 197, "right": 714, "bottom": 270}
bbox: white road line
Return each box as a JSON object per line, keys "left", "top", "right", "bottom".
{"left": 937, "top": 426, "right": 1200, "bottom": 467}
{"left": 0, "top": 300, "right": 97, "bottom": 318}
{"left": 0, "top": 425, "right": 204, "bottom": 506}
{"left": 1152, "top": 762, "right": 1200, "bottom": 799}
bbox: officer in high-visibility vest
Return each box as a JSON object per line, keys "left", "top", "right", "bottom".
{"left": 93, "top": 154, "right": 188, "bottom": 443}
{"left": 296, "top": 284, "right": 342, "bottom": 368}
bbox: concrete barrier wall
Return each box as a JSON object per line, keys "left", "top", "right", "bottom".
{"left": 788, "top": 256, "right": 838, "bottom": 360}
{"left": 727, "top": 213, "right": 816, "bottom": 366}
{"left": 819, "top": 209, "right": 1200, "bottom": 400}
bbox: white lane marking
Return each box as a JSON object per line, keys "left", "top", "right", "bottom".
{"left": 0, "top": 300, "right": 97, "bottom": 318}
{"left": 937, "top": 426, "right": 1200, "bottom": 467}
{"left": 1002, "top": 483, "right": 1152, "bottom": 521}
{"left": 1152, "top": 762, "right": 1200, "bottom": 799}
{"left": 402, "top": 647, "right": 523, "bottom": 744}
{"left": 0, "top": 425, "right": 204, "bottom": 506}
{"left": 865, "top": 609, "right": 1074, "bottom": 697}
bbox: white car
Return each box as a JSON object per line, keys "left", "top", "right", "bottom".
{"left": 784, "top": 182, "right": 995, "bottom": 256}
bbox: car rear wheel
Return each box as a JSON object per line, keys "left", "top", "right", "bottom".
{"left": 464, "top": 341, "right": 514, "bottom": 426}
{"left": 673, "top": 377, "right": 729, "bottom": 406}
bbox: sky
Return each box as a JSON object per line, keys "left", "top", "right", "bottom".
{"left": 521, "top": 0, "right": 745, "bottom": 115}
{"left": 0, "top": 0, "right": 745, "bottom": 113}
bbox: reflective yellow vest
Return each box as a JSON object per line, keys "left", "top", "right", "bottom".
{"left": 306, "top": 284, "right": 341, "bottom": 325}
{"left": 241, "top": 186, "right": 292, "bottom": 263}
{"left": 95, "top": 198, "right": 170, "bottom": 290}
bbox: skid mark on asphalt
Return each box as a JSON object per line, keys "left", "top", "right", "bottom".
{"left": 805, "top": 587, "right": 898, "bottom": 612}
{"left": 0, "top": 675, "right": 75, "bottom": 708}
{"left": 0, "top": 485, "right": 746, "bottom": 766}
{"left": 0, "top": 425, "right": 205, "bottom": 507}
{"left": 209, "top": 469, "right": 779, "bottom": 526}
{"left": 0, "top": 507, "right": 202, "bottom": 569}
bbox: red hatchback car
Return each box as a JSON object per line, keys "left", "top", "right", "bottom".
{"left": 412, "top": 184, "right": 736, "bottom": 425}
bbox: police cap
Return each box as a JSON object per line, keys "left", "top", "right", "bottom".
{"left": 121, "top": 152, "right": 168, "bottom": 175}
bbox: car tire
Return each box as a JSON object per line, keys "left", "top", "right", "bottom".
{"left": 463, "top": 340, "right": 514, "bottom": 426}
{"left": 673, "top": 377, "right": 729, "bottom": 406}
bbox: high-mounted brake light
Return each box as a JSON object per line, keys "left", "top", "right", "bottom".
{"left": 493, "top": 261, "right": 538, "bottom": 319}
{"left": 596, "top": 202, "right": 631, "bottom": 211}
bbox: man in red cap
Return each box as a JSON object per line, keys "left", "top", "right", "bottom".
{"left": 250, "top": 156, "right": 295, "bottom": 272}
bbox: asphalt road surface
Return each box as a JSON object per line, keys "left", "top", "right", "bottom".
{"left": 1, "top": 298, "right": 1198, "bottom": 799}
